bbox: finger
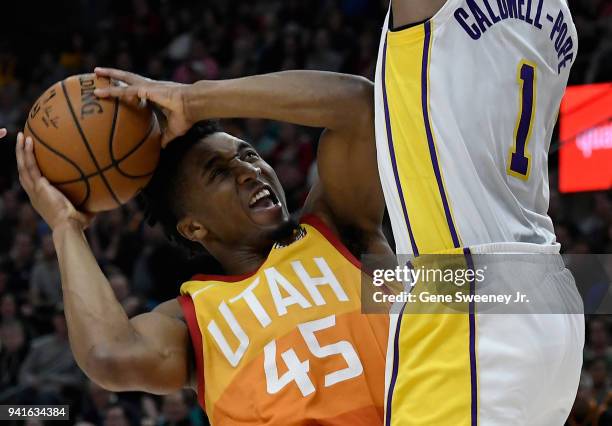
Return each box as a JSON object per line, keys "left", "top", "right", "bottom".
{"left": 0, "top": 128, "right": 6, "bottom": 139}
{"left": 95, "top": 86, "right": 144, "bottom": 108}
{"left": 94, "top": 85, "right": 140, "bottom": 99}
{"left": 16, "top": 133, "right": 33, "bottom": 190}
{"left": 24, "top": 136, "right": 42, "bottom": 182}
{"left": 94, "top": 67, "right": 147, "bottom": 85}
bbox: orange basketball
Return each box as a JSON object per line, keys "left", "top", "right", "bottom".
{"left": 24, "top": 73, "right": 161, "bottom": 212}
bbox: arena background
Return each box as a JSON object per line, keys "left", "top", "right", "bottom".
{"left": 0, "top": 1, "right": 610, "bottom": 425}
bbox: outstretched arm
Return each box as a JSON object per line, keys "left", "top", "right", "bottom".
{"left": 15, "top": 133, "right": 191, "bottom": 394}
{"left": 95, "top": 68, "right": 384, "bottom": 239}
{"left": 392, "top": 0, "right": 447, "bottom": 28}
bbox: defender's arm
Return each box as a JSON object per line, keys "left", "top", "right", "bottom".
{"left": 392, "top": 0, "right": 447, "bottom": 28}
{"left": 94, "top": 69, "right": 385, "bottom": 236}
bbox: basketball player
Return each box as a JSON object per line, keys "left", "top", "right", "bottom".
{"left": 375, "top": 0, "right": 583, "bottom": 425}
{"left": 15, "top": 70, "right": 391, "bottom": 425}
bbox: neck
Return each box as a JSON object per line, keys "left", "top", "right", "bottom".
{"left": 211, "top": 221, "right": 301, "bottom": 275}
{"left": 215, "top": 244, "right": 272, "bottom": 275}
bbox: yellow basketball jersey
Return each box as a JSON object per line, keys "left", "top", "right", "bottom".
{"left": 374, "top": 1, "right": 577, "bottom": 424}
{"left": 178, "top": 215, "right": 389, "bottom": 425}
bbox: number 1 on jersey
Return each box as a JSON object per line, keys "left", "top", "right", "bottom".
{"left": 508, "top": 60, "right": 537, "bottom": 180}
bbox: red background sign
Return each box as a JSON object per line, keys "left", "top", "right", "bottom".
{"left": 559, "top": 83, "right": 612, "bottom": 193}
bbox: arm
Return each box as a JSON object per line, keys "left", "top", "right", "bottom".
{"left": 14, "top": 133, "right": 191, "bottom": 394}
{"left": 185, "top": 71, "right": 372, "bottom": 134}
{"left": 392, "top": 0, "right": 447, "bottom": 28}
{"left": 53, "top": 224, "right": 190, "bottom": 393}
{"left": 94, "top": 69, "right": 385, "bottom": 236}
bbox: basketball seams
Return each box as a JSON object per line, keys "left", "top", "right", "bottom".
{"left": 45, "top": 119, "right": 156, "bottom": 186}
{"left": 60, "top": 80, "right": 122, "bottom": 208}
{"left": 109, "top": 105, "right": 158, "bottom": 179}
{"left": 26, "top": 120, "right": 91, "bottom": 209}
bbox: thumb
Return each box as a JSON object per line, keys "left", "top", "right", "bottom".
{"left": 161, "top": 131, "right": 175, "bottom": 149}
{"left": 0, "top": 128, "right": 7, "bottom": 139}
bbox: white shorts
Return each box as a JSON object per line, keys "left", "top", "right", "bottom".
{"left": 385, "top": 242, "right": 585, "bottom": 426}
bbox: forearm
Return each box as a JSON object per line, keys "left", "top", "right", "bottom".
{"left": 52, "top": 222, "right": 136, "bottom": 383}
{"left": 186, "top": 71, "right": 373, "bottom": 132}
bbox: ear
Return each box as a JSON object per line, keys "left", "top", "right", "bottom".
{"left": 177, "top": 217, "right": 208, "bottom": 243}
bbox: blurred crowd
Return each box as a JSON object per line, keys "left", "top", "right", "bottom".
{"left": 0, "top": 0, "right": 610, "bottom": 425}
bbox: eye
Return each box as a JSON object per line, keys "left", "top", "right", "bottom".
{"left": 244, "top": 150, "right": 259, "bottom": 160}
{"left": 210, "top": 167, "right": 229, "bottom": 182}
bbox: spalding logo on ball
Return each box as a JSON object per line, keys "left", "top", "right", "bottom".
{"left": 24, "top": 74, "right": 161, "bottom": 212}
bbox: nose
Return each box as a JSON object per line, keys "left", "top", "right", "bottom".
{"left": 232, "top": 159, "right": 262, "bottom": 185}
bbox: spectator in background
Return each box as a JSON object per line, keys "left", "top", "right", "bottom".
{"left": 17, "top": 304, "right": 84, "bottom": 404}
{"left": 88, "top": 209, "right": 126, "bottom": 266}
{"left": 159, "top": 390, "right": 207, "bottom": 426}
{"left": 108, "top": 269, "right": 143, "bottom": 318}
{"left": 0, "top": 292, "right": 18, "bottom": 322}
{"left": 7, "top": 231, "right": 35, "bottom": 293}
{"left": 29, "top": 233, "right": 62, "bottom": 309}
{"left": 585, "top": 319, "right": 612, "bottom": 368}
{"left": 589, "top": 358, "right": 610, "bottom": 405}
{"left": 80, "top": 379, "right": 118, "bottom": 426}
{"left": 103, "top": 402, "right": 136, "bottom": 426}
{"left": 306, "top": 29, "right": 343, "bottom": 72}
{"left": 172, "top": 38, "right": 220, "bottom": 83}
{"left": 0, "top": 189, "right": 20, "bottom": 253}
{"left": 0, "top": 320, "right": 29, "bottom": 400}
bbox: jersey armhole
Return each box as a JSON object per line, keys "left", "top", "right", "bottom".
{"left": 300, "top": 214, "right": 362, "bottom": 269}
{"left": 387, "top": 0, "right": 458, "bottom": 35}
{"left": 177, "top": 295, "right": 207, "bottom": 411}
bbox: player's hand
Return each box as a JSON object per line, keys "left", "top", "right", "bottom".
{"left": 15, "top": 133, "right": 94, "bottom": 231}
{"left": 0, "top": 128, "right": 7, "bottom": 139}
{"left": 93, "top": 67, "right": 191, "bottom": 148}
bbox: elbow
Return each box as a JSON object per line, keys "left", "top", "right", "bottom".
{"left": 82, "top": 346, "right": 132, "bottom": 392}
{"left": 348, "top": 76, "right": 375, "bottom": 127}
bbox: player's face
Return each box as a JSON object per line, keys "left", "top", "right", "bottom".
{"left": 180, "top": 133, "right": 290, "bottom": 246}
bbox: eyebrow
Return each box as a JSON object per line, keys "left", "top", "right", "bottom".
{"left": 202, "top": 155, "right": 219, "bottom": 176}
{"left": 200, "top": 142, "right": 255, "bottom": 177}
{"left": 237, "top": 141, "right": 253, "bottom": 152}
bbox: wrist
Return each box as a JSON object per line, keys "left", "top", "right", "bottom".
{"left": 52, "top": 219, "right": 85, "bottom": 241}
{"left": 184, "top": 80, "right": 215, "bottom": 123}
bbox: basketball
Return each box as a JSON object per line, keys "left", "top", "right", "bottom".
{"left": 24, "top": 74, "right": 161, "bottom": 212}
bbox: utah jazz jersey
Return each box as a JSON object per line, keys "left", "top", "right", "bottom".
{"left": 375, "top": 0, "right": 577, "bottom": 255}
{"left": 178, "top": 215, "right": 388, "bottom": 425}
{"left": 374, "top": 1, "right": 578, "bottom": 425}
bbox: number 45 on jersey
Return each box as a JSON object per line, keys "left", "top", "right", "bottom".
{"left": 264, "top": 314, "right": 364, "bottom": 397}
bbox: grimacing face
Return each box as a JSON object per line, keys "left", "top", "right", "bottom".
{"left": 176, "top": 132, "right": 291, "bottom": 249}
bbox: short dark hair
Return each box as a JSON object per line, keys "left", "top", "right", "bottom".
{"left": 139, "top": 120, "right": 222, "bottom": 252}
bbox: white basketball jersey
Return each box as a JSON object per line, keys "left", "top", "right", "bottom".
{"left": 374, "top": 0, "right": 577, "bottom": 255}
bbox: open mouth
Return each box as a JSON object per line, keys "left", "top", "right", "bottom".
{"left": 248, "top": 186, "right": 280, "bottom": 210}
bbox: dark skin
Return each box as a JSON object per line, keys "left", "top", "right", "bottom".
{"left": 15, "top": 70, "right": 393, "bottom": 396}
{"left": 391, "top": 0, "right": 447, "bottom": 28}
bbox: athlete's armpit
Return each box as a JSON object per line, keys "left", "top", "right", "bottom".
{"left": 391, "top": 0, "right": 447, "bottom": 28}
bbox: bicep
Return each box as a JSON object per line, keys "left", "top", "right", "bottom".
{"left": 314, "top": 123, "right": 385, "bottom": 232}
{"left": 95, "top": 305, "right": 191, "bottom": 394}
{"left": 392, "top": 0, "right": 447, "bottom": 28}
